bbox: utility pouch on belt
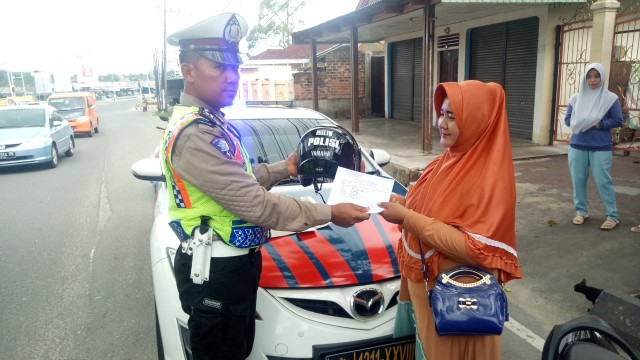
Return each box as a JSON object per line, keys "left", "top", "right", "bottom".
{"left": 189, "top": 217, "right": 213, "bottom": 285}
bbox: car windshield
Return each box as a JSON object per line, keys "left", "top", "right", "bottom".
{"left": 231, "top": 118, "right": 331, "bottom": 165}
{"left": 48, "top": 97, "right": 85, "bottom": 111}
{"left": 0, "top": 108, "right": 46, "bottom": 128}
{"left": 230, "top": 117, "right": 376, "bottom": 177}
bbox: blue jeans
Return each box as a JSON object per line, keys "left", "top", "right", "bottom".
{"left": 568, "top": 148, "right": 618, "bottom": 220}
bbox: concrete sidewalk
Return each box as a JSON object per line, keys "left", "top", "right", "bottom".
{"left": 335, "top": 117, "right": 569, "bottom": 185}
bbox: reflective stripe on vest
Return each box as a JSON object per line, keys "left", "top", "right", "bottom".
{"left": 162, "top": 105, "right": 269, "bottom": 248}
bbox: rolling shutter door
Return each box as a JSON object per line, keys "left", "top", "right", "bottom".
{"left": 469, "top": 17, "right": 539, "bottom": 139}
{"left": 469, "top": 25, "right": 506, "bottom": 84}
{"left": 413, "top": 40, "right": 423, "bottom": 122}
{"left": 391, "top": 41, "right": 414, "bottom": 121}
{"left": 504, "top": 17, "right": 539, "bottom": 139}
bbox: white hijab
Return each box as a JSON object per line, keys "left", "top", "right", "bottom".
{"left": 568, "top": 63, "right": 618, "bottom": 134}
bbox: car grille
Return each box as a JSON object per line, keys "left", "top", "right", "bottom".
{"left": 283, "top": 291, "right": 399, "bottom": 319}
{"left": 0, "top": 143, "right": 20, "bottom": 149}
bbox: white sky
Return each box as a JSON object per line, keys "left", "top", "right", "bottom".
{"left": 0, "top": 0, "right": 359, "bottom": 76}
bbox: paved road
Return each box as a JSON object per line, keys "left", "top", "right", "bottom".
{"left": 0, "top": 99, "right": 162, "bottom": 359}
{"left": 503, "top": 154, "right": 640, "bottom": 358}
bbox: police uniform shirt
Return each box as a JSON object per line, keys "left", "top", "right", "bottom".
{"left": 170, "top": 93, "right": 332, "bottom": 233}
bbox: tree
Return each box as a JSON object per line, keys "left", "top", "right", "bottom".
{"left": 0, "top": 71, "right": 34, "bottom": 92}
{"left": 246, "top": 0, "right": 306, "bottom": 54}
{"left": 0, "top": 70, "right": 9, "bottom": 87}
{"left": 98, "top": 73, "right": 121, "bottom": 82}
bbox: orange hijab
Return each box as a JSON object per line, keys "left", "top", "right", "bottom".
{"left": 405, "top": 80, "right": 521, "bottom": 282}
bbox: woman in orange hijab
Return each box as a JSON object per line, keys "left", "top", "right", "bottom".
{"left": 380, "top": 80, "right": 522, "bottom": 359}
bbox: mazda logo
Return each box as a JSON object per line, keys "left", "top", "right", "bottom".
{"left": 350, "top": 288, "right": 385, "bottom": 320}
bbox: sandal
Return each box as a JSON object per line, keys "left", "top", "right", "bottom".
{"left": 600, "top": 219, "right": 619, "bottom": 230}
{"left": 631, "top": 225, "right": 640, "bottom": 233}
{"left": 572, "top": 214, "right": 588, "bottom": 225}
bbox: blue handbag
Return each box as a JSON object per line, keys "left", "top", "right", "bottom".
{"left": 418, "top": 242, "right": 508, "bottom": 336}
{"left": 429, "top": 266, "right": 508, "bottom": 335}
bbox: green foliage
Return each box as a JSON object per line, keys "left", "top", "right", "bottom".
{"left": 96, "top": 72, "right": 154, "bottom": 82}
{"left": 0, "top": 70, "right": 34, "bottom": 88}
{"left": 246, "top": 0, "right": 306, "bottom": 53}
{"left": 0, "top": 69, "right": 154, "bottom": 89}
{"left": 126, "top": 73, "right": 153, "bottom": 81}
{"left": 99, "top": 73, "right": 121, "bottom": 82}
{"left": 0, "top": 70, "right": 9, "bottom": 87}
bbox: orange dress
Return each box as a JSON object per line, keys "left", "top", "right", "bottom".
{"left": 398, "top": 81, "right": 523, "bottom": 360}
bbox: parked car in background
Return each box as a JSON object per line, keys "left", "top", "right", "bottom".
{"left": 132, "top": 103, "right": 412, "bottom": 360}
{"left": 47, "top": 92, "right": 100, "bottom": 137}
{"left": 0, "top": 104, "right": 75, "bottom": 168}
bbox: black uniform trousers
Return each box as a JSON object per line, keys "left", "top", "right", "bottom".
{"left": 174, "top": 246, "right": 262, "bottom": 360}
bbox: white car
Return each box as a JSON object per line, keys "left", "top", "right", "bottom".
{"left": 132, "top": 104, "right": 412, "bottom": 360}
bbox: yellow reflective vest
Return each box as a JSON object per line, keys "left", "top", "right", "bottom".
{"left": 161, "top": 105, "right": 268, "bottom": 248}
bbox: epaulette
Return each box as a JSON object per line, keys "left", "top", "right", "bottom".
{"left": 199, "top": 107, "right": 224, "bottom": 125}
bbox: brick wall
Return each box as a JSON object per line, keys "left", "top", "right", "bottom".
{"left": 293, "top": 49, "right": 365, "bottom": 101}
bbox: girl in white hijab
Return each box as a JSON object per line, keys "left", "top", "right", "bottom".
{"left": 564, "top": 63, "right": 623, "bottom": 230}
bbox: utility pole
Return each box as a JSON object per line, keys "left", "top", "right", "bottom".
{"left": 159, "top": 0, "right": 180, "bottom": 111}
{"left": 19, "top": 71, "right": 25, "bottom": 95}
{"left": 9, "top": 72, "right": 24, "bottom": 96}
{"left": 162, "top": 0, "right": 167, "bottom": 111}
{"left": 6, "top": 70, "right": 15, "bottom": 97}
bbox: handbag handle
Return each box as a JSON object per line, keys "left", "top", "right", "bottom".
{"left": 417, "top": 241, "right": 495, "bottom": 287}
{"left": 441, "top": 267, "right": 494, "bottom": 288}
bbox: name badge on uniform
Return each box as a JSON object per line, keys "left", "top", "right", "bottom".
{"left": 211, "top": 138, "right": 233, "bottom": 159}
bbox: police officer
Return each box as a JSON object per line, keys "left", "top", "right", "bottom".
{"left": 162, "top": 13, "right": 370, "bottom": 360}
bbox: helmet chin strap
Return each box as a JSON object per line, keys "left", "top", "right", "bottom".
{"left": 313, "top": 180, "right": 327, "bottom": 204}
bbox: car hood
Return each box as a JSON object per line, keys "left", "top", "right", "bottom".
{"left": 0, "top": 127, "right": 46, "bottom": 144}
{"left": 259, "top": 184, "right": 402, "bottom": 289}
{"left": 150, "top": 163, "right": 404, "bottom": 290}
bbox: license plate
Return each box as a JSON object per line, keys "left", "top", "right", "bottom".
{"left": 316, "top": 336, "right": 415, "bottom": 360}
{"left": 0, "top": 151, "right": 15, "bottom": 159}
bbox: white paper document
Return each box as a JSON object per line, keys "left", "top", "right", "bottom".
{"left": 327, "top": 167, "right": 395, "bottom": 213}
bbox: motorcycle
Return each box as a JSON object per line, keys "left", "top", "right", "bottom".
{"left": 541, "top": 279, "right": 640, "bottom": 360}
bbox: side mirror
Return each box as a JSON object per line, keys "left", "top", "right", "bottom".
{"left": 369, "top": 148, "right": 391, "bottom": 167}
{"left": 131, "top": 157, "right": 165, "bottom": 182}
{"left": 52, "top": 120, "right": 62, "bottom": 127}
{"left": 159, "top": 115, "right": 169, "bottom": 122}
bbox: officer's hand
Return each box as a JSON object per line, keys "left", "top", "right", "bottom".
{"left": 378, "top": 201, "right": 408, "bottom": 225}
{"left": 330, "top": 203, "right": 370, "bottom": 227}
{"left": 286, "top": 151, "right": 298, "bottom": 177}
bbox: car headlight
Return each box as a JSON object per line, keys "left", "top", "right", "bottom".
{"left": 77, "top": 115, "right": 90, "bottom": 121}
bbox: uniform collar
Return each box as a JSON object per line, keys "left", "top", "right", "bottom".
{"left": 179, "top": 93, "right": 228, "bottom": 126}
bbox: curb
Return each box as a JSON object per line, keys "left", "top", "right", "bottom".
{"left": 386, "top": 151, "right": 570, "bottom": 187}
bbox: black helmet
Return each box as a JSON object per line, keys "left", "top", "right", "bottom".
{"left": 297, "top": 125, "right": 361, "bottom": 187}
